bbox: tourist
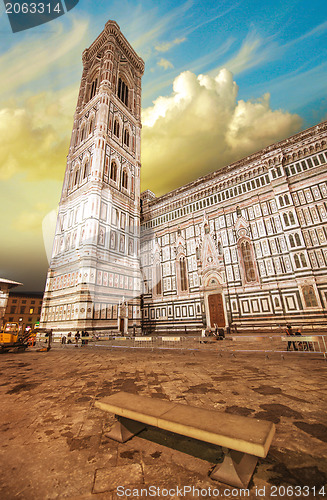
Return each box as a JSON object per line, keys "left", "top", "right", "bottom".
{"left": 286, "top": 325, "right": 298, "bottom": 351}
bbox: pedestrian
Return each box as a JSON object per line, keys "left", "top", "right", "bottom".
{"left": 84, "top": 331, "right": 89, "bottom": 345}
{"left": 75, "top": 331, "right": 80, "bottom": 345}
{"left": 67, "top": 332, "right": 72, "bottom": 344}
{"left": 286, "top": 325, "right": 298, "bottom": 351}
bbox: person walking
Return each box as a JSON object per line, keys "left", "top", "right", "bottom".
{"left": 75, "top": 331, "right": 80, "bottom": 345}
{"left": 286, "top": 325, "right": 298, "bottom": 351}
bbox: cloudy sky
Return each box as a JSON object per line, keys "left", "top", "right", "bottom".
{"left": 0, "top": 0, "right": 326, "bottom": 290}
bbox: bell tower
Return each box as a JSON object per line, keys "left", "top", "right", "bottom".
{"left": 40, "top": 21, "right": 144, "bottom": 335}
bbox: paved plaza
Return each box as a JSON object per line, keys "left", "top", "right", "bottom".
{"left": 0, "top": 345, "right": 326, "bottom": 499}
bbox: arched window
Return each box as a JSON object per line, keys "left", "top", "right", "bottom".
{"left": 80, "top": 124, "right": 86, "bottom": 143}
{"left": 284, "top": 194, "right": 290, "bottom": 205}
{"left": 110, "top": 161, "right": 117, "bottom": 182}
{"left": 302, "top": 286, "right": 318, "bottom": 307}
{"left": 279, "top": 196, "right": 284, "bottom": 207}
{"left": 289, "top": 235, "right": 295, "bottom": 248}
{"left": 295, "top": 233, "right": 301, "bottom": 246}
{"left": 113, "top": 120, "right": 120, "bottom": 137}
{"left": 179, "top": 256, "right": 188, "bottom": 292}
{"left": 82, "top": 160, "right": 89, "bottom": 180}
{"left": 88, "top": 117, "right": 94, "bottom": 135}
{"left": 294, "top": 254, "right": 301, "bottom": 268}
{"left": 118, "top": 77, "right": 128, "bottom": 106}
{"left": 289, "top": 212, "right": 295, "bottom": 225}
{"left": 240, "top": 240, "right": 257, "bottom": 283}
{"left": 124, "top": 129, "right": 129, "bottom": 147}
{"left": 74, "top": 168, "right": 80, "bottom": 186}
{"left": 283, "top": 213, "right": 289, "bottom": 226}
{"left": 89, "top": 79, "right": 97, "bottom": 100}
{"left": 122, "top": 170, "right": 128, "bottom": 189}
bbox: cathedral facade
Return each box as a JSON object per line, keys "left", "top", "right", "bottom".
{"left": 40, "top": 22, "right": 327, "bottom": 335}
{"left": 141, "top": 122, "right": 327, "bottom": 333}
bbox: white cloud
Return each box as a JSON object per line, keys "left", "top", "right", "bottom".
{"left": 141, "top": 68, "right": 302, "bottom": 195}
{"left": 157, "top": 58, "right": 174, "bottom": 70}
{"left": 155, "top": 37, "right": 186, "bottom": 52}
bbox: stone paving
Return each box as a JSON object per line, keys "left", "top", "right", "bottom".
{"left": 0, "top": 345, "right": 326, "bottom": 499}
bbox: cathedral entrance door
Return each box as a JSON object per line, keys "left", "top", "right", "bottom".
{"left": 208, "top": 293, "right": 225, "bottom": 327}
{"left": 119, "top": 318, "right": 124, "bottom": 334}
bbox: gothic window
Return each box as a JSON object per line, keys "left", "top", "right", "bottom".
{"left": 88, "top": 116, "right": 94, "bottom": 135}
{"left": 113, "top": 119, "right": 120, "bottom": 137}
{"left": 284, "top": 194, "right": 290, "bottom": 205}
{"left": 239, "top": 239, "right": 257, "bottom": 283}
{"left": 279, "top": 196, "right": 284, "bottom": 207}
{"left": 89, "top": 79, "right": 97, "bottom": 100}
{"left": 122, "top": 169, "right": 128, "bottom": 189}
{"left": 295, "top": 233, "right": 301, "bottom": 246}
{"left": 302, "top": 285, "right": 318, "bottom": 307}
{"left": 80, "top": 124, "right": 86, "bottom": 143}
{"left": 289, "top": 235, "right": 295, "bottom": 248}
{"left": 124, "top": 129, "right": 129, "bottom": 147}
{"left": 283, "top": 213, "right": 289, "bottom": 226}
{"left": 74, "top": 168, "right": 80, "bottom": 186}
{"left": 179, "top": 256, "right": 188, "bottom": 292}
{"left": 82, "top": 160, "right": 89, "bottom": 180}
{"left": 110, "top": 161, "right": 117, "bottom": 182}
{"left": 294, "top": 252, "right": 307, "bottom": 269}
{"left": 117, "top": 77, "right": 129, "bottom": 106}
{"left": 289, "top": 212, "right": 295, "bottom": 225}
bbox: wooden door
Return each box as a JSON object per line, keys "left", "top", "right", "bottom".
{"left": 120, "top": 318, "right": 124, "bottom": 333}
{"left": 208, "top": 293, "right": 225, "bottom": 327}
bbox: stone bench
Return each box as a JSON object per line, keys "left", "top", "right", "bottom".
{"left": 95, "top": 391, "right": 275, "bottom": 488}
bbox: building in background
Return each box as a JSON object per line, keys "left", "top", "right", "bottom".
{"left": 40, "top": 21, "right": 327, "bottom": 335}
{"left": 0, "top": 278, "right": 22, "bottom": 328}
{"left": 141, "top": 122, "right": 327, "bottom": 333}
{"left": 3, "top": 292, "right": 43, "bottom": 332}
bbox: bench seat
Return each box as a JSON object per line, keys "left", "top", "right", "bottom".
{"left": 95, "top": 391, "right": 275, "bottom": 488}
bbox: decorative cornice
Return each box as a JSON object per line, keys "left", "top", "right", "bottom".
{"left": 143, "top": 120, "right": 327, "bottom": 213}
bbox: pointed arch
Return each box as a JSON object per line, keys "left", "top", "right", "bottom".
{"left": 122, "top": 169, "right": 128, "bottom": 189}
{"left": 117, "top": 76, "right": 129, "bottom": 106}
{"left": 113, "top": 119, "right": 120, "bottom": 137}
{"left": 302, "top": 285, "right": 318, "bottom": 307}
{"left": 238, "top": 238, "right": 258, "bottom": 284}
{"left": 82, "top": 157, "right": 90, "bottom": 180}
{"left": 110, "top": 161, "right": 118, "bottom": 182}
{"left": 88, "top": 113, "right": 95, "bottom": 135}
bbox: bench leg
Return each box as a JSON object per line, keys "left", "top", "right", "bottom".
{"left": 105, "top": 416, "right": 146, "bottom": 443}
{"left": 210, "top": 448, "right": 258, "bottom": 488}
